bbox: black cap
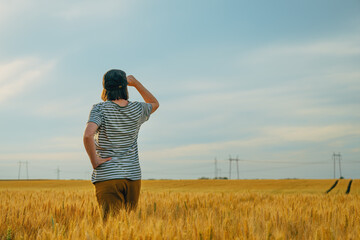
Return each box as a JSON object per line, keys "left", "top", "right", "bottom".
{"left": 103, "top": 69, "right": 127, "bottom": 90}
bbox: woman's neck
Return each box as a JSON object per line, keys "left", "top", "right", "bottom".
{"left": 111, "top": 99, "right": 128, "bottom": 107}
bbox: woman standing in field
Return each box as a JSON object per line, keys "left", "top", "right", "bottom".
{"left": 83, "top": 69, "right": 159, "bottom": 219}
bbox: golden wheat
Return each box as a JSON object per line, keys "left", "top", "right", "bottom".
{"left": 0, "top": 179, "right": 359, "bottom": 239}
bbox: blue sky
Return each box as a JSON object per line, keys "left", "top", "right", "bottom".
{"left": 0, "top": 0, "right": 359, "bottom": 180}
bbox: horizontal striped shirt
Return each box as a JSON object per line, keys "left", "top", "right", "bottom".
{"left": 87, "top": 101, "right": 152, "bottom": 183}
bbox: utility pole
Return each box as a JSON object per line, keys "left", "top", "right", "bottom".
{"left": 338, "top": 153, "right": 342, "bottom": 178}
{"left": 228, "top": 156, "right": 240, "bottom": 179}
{"left": 236, "top": 155, "right": 239, "bottom": 179}
{"left": 56, "top": 167, "right": 60, "bottom": 180}
{"left": 26, "top": 161, "right": 29, "bottom": 180}
{"left": 18, "top": 161, "right": 22, "bottom": 179}
{"left": 229, "top": 156, "right": 231, "bottom": 179}
{"left": 18, "top": 161, "right": 30, "bottom": 180}
{"left": 333, "top": 153, "right": 336, "bottom": 179}
{"left": 332, "top": 153, "right": 342, "bottom": 179}
{"left": 214, "top": 158, "right": 218, "bottom": 179}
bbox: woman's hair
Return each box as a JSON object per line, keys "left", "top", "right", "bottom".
{"left": 101, "top": 69, "right": 129, "bottom": 101}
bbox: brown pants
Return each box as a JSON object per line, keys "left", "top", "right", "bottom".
{"left": 94, "top": 179, "right": 141, "bottom": 219}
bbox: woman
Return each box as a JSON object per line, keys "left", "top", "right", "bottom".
{"left": 83, "top": 69, "right": 159, "bottom": 219}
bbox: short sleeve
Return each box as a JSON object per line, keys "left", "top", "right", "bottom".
{"left": 139, "top": 102, "right": 153, "bottom": 124}
{"left": 87, "top": 104, "right": 102, "bottom": 126}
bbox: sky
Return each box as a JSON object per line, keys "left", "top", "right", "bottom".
{"left": 0, "top": 0, "right": 359, "bottom": 180}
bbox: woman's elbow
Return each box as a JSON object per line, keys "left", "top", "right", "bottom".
{"left": 83, "top": 129, "right": 95, "bottom": 140}
{"left": 83, "top": 134, "right": 93, "bottom": 142}
{"left": 151, "top": 101, "right": 159, "bottom": 113}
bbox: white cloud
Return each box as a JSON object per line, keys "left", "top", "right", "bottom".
{"left": 43, "top": 136, "right": 83, "bottom": 150}
{"left": 0, "top": 1, "right": 25, "bottom": 24}
{"left": 160, "top": 76, "right": 355, "bottom": 123}
{"left": 262, "top": 124, "right": 360, "bottom": 143}
{"left": 0, "top": 57, "right": 55, "bottom": 104}
{"left": 0, "top": 151, "right": 86, "bottom": 161}
{"left": 57, "top": 0, "right": 134, "bottom": 20}
{"left": 141, "top": 137, "right": 273, "bottom": 160}
{"left": 0, "top": 0, "right": 136, "bottom": 32}
{"left": 143, "top": 68, "right": 360, "bottom": 155}
{"left": 1, "top": 134, "right": 85, "bottom": 153}
{"left": 35, "top": 97, "right": 90, "bottom": 118}
{"left": 243, "top": 36, "right": 360, "bottom": 65}
{"left": 295, "top": 104, "right": 360, "bottom": 118}
{"left": 141, "top": 123, "right": 360, "bottom": 162}
{"left": 351, "top": 148, "right": 360, "bottom": 153}
{"left": 0, "top": 1, "right": 49, "bottom": 29}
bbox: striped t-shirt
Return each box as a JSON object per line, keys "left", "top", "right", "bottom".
{"left": 87, "top": 101, "right": 152, "bottom": 183}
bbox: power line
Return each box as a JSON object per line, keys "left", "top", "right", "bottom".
{"left": 3, "top": 155, "right": 358, "bottom": 180}
{"left": 240, "top": 159, "right": 329, "bottom": 165}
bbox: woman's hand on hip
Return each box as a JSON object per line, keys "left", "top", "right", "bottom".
{"left": 93, "top": 156, "right": 112, "bottom": 169}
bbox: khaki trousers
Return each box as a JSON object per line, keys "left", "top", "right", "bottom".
{"left": 94, "top": 179, "right": 141, "bottom": 219}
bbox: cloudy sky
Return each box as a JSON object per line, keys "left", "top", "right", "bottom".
{"left": 0, "top": 0, "right": 359, "bottom": 180}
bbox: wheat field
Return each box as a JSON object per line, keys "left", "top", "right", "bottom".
{"left": 1, "top": 179, "right": 359, "bottom": 239}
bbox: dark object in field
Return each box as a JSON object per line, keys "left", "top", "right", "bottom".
{"left": 345, "top": 179, "right": 353, "bottom": 194}
{"left": 325, "top": 180, "right": 339, "bottom": 194}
